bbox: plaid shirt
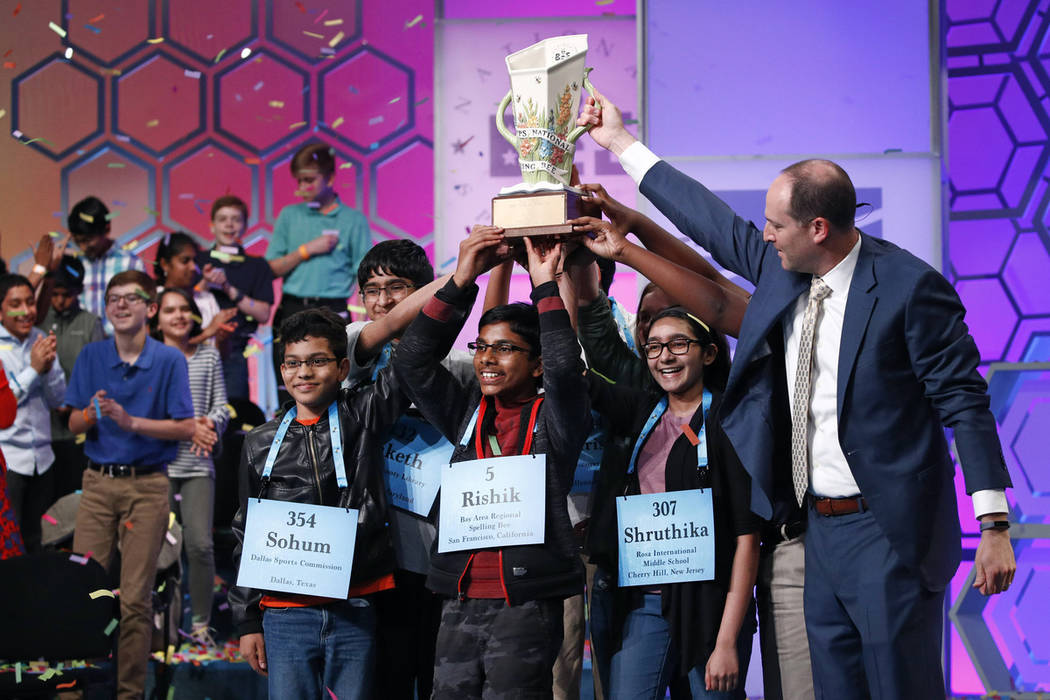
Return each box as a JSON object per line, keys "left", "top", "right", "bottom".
{"left": 77, "top": 246, "right": 148, "bottom": 335}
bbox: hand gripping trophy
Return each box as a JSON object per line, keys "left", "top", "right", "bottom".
{"left": 492, "top": 34, "right": 599, "bottom": 238}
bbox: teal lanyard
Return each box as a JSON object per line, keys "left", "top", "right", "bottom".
{"left": 626, "top": 389, "right": 712, "bottom": 474}
{"left": 610, "top": 298, "right": 637, "bottom": 356}
{"left": 370, "top": 342, "right": 395, "bottom": 382}
{"left": 261, "top": 402, "right": 346, "bottom": 487}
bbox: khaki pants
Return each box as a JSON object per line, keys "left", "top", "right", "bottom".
{"left": 757, "top": 535, "right": 815, "bottom": 700}
{"left": 74, "top": 469, "right": 170, "bottom": 700}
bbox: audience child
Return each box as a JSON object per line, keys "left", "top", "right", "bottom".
{"left": 151, "top": 287, "right": 230, "bottom": 648}
{"left": 154, "top": 232, "right": 238, "bottom": 347}
{"left": 67, "top": 196, "right": 148, "bottom": 335}
{"left": 197, "top": 195, "right": 275, "bottom": 401}
{"left": 232, "top": 307, "right": 408, "bottom": 699}
{"left": 66, "top": 270, "right": 195, "bottom": 700}
{"left": 0, "top": 274, "right": 66, "bottom": 552}
{"left": 265, "top": 142, "right": 372, "bottom": 401}
{"left": 588, "top": 308, "right": 758, "bottom": 699}
{"left": 39, "top": 255, "right": 104, "bottom": 498}
{"left": 346, "top": 240, "right": 468, "bottom": 700}
{"left": 0, "top": 365, "right": 24, "bottom": 559}
{"left": 393, "top": 227, "right": 591, "bottom": 699}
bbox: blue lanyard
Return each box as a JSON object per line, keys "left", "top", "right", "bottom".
{"left": 261, "top": 402, "right": 346, "bottom": 487}
{"left": 609, "top": 298, "right": 637, "bottom": 356}
{"left": 370, "top": 342, "right": 394, "bottom": 382}
{"left": 626, "top": 389, "right": 712, "bottom": 474}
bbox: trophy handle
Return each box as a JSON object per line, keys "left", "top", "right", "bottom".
{"left": 566, "top": 68, "right": 597, "bottom": 145}
{"left": 495, "top": 89, "right": 518, "bottom": 149}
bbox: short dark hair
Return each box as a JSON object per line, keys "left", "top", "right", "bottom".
{"left": 153, "top": 232, "right": 201, "bottom": 286}
{"left": 649, "top": 307, "right": 731, "bottom": 393}
{"left": 51, "top": 255, "right": 86, "bottom": 292}
{"left": 278, "top": 307, "right": 348, "bottom": 363}
{"left": 291, "top": 142, "right": 336, "bottom": 179}
{"left": 478, "top": 303, "right": 540, "bottom": 358}
{"left": 780, "top": 159, "right": 856, "bottom": 233}
{"left": 596, "top": 257, "right": 616, "bottom": 296}
{"left": 0, "top": 274, "right": 33, "bottom": 305}
{"left": 210, "top": 195, "right": 248, "bottom": 222}
{"left": 150, "top": 287, "right": 203, "bottom": 341}
{"left": 357, "top": 240, "right": 434, "bottom": 289}
{"left": 106, "top": 270, "right": 157, "bottom": 302}
{"left": 68, "top": 196, "right": 110, "bottom": 239}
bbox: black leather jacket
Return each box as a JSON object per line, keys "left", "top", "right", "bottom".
{"left": 230, "top": 373, "right": 408, "bottom": 637}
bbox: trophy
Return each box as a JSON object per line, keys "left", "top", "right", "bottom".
{"left": 493, "top": 34, "right": 599, "bottom": 238}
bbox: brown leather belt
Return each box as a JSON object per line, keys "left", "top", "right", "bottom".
{"left": 811, "top": 495, "right": 867, "bottom": 517}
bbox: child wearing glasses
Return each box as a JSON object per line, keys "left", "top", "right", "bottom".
{"left": 231, "top": 307, "right": 408, "bottom": 699}
{"left": 65, "top": 270, "right": 195, "bottom": 700}
{"left": 392, "top": 226, "right": 591, "bottom": 699}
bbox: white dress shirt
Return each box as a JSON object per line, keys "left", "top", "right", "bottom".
{"left": 617, "top": 140, "right": 1006, "bottom": 519}
{"left": 0, "top": 326, "right": 67, "bottom": 476}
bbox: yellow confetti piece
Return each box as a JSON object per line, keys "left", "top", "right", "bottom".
{"left": 214, "top": 48, "right": 227, "bottom": 63}
{"left": 123, "top": 241, "right": 138, "bottom": 251}
{"left": 190, "top": 313, "right": 202, "bottom": 323}
{"left": 332, "top": 116, "right": 344, "bottom": 128}
{"left": 146, "top": 119, "right": 159, "bottom": 127}
{"left": 89, "top": 589, "right": 115, "bottom": 600}
{"left": 75, "top": 433, "right": 86, "bottom": 445}
{"left": 0, "top": 109, "right": 6, "bottom": 120}
{"left": 302, "top": 30, "right": 324, "bottom": 39}
{"left": 226, "top": 403, "right": 238, "bottom": 419}
{"left": 39, "top": 667, "right": 60, "bottom": 682}
{"left": 405, "top": 14, "right": 423, "bottom": 28}
{"left": 596, "top": 0, "right": 615, "bottom": 4}
{"left": 49, "top": 21, "right": 67, "bottom": 38}
{"left": 389, "top": 96, "right": 401, "bottom": 104}
{"left": 347, "top": 303, "right": 366, "bottom": 314}
{"left": 268, "top": 100, "right": 284, "bottom": 108}
{"left": 288, "top": 121, "right": 307, "bottom": 130}
{"left": 168, "top": 511, "right": 176, "bottom": 529}
{"left": 328, "top": 31, "right": 345, "bottom": 47}
{"left": 339, "top": 162, "right": 353, "bottom": 169}
{"left": 147, "top": 37, "right": 165, "bottom": 44}
{"left": 107, "top": 162, "right": 125, "bottom": 168}
{"left": 78, "top": 212, "right": 94, "bottom": 223}
{"left": 324, "top": 18, "right": 343, "bottom": 26}
{"left": 241, "top": 423, "right": 255, "bottom": 432}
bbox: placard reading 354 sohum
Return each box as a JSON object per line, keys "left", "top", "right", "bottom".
{"left": 237, "top": 499, "right": 359, "bottom": 599}
{"left": 616, "top": 489, "right": 714, "bottom": 587}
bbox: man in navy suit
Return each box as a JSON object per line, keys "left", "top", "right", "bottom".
{"left": 575, "top": 94, "right": 1016, "bottom": 699}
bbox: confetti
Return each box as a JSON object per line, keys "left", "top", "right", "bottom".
{"left": 107, "top": 162, "right": 125, "bottom": 168}
{"left": 338, "top": 162, "right": 353, "bottom": 169}
{"left": 13, "top": 4, "right": 21, "bottom": 17}
{"left": 166, "top": 531, "right": 177, "bottom": 545}
{"left": 404, "top": 14, "right": 424, "bottom": 28}
{"left": 332, "top": 116, "right": 344, "bottom": 128}
{"left": 49, "top": 21, "right": 67, "bottom": 38}
{"left": 315, "top": 9, "right": 329, "bottom": 23}
{"left": 105, "top": 211, "right": 120, "bottom": 221}
{"left": 104, "top": 619, "right": 118, "bottom": 635}
{"left": 14, "top": 662, "right": 21, "bottom": 683}
{"left": 226, "top": 403, "right": 238, "bottom": 418}
{"left": 214, "top": 48, "right": 227, "bottom": 63}
{"left": 147, "top": 37, "right": 165, "bottom": 44}
{"left": 389, "top": 96, "right": 401, "bottom": 104}
{"left": 268, "top": 100, "right": 284, "bottom": 108}
{"left": 84, "top": 24, "right": 100, "bottom": 34}
{"left": 64, "top": 47, "right": 74, "bottom": 59}
{"left": 328, "top": 31, "right": 345, "bottom": 48}
{"left": 368, "top": 115, "right": 384, "bottom": 125}
{"left": 302, "top": 30, "right": 324, "bottom": 39}
{"left": 125, "top": 520, "right": 134, "bottom": 530}
{"left": 56, "top": 681, "right": 77, "bottom": 690}
{"left": 94, "top": 397, "right": 102, "bottom": 420}
{"left": 0, "top": 109, "right": 7, "bottom": 120}
{"left": 79, "top": 212, "right": 95, "bottom": 223}
{"left": 69, "top": 553, "right": 89, "bottom": 565}
{"left": 347, "top": 304, "right": 366, "bottom": 314}
{"left": 244, "top": 156, "right": 261, "bottom": 164}
{"left": 252, "top": 80, "right": 264, "bottom": 91}
{"left": 146, "top": 118, "right": 159, "bottom": 127}
{"left": 288, "top": 121, "right": 307, "bottom": 130}
{"left": 240, "top": 47, "right": 251, "bottom": 59}
{"left": 89, "top": 13, "right": 105, "bottom": 22}
{"left": 2, "top": 62, "right": 13, "bottom": 69}
{"left": 39, "top": 667, "right": 59, "bottom": 682}
{"left": 241, "top": 423, "right": 255, "bottom": 432}
{"left": 327, "top": 688, "right": 338, "bottom": 700}
{"left": 89, "top": 589, "right": 115, "bottom": 599}
{"left": 115, "top": 133, "right": 130, "bottom": 142}
{"left": 42, "top": 513, "right": 57, "bottom": 524}
{"left": 596, "top": 0, "right": 614, "bottom": 4}
{"left": 184, "top": 69, "right": 201, "bottom": 79}
{"left": 324, "top": 19, "right": 343, "bottom": 26}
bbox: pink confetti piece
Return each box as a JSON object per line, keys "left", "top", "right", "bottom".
{"left": 69, "top": 554, "right": 89, "bottom": 565}
{"left": 327, "top": 688, "right": 338, "bottom": 700}
{"left": 42, "top": 513, "right": 57, "bottom": 524}
{"left": 314, "top": 8, "right": 328, "bottom": 23}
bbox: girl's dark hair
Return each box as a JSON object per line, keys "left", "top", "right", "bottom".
{"left": 357, "top": 239, "right": 434, "bottom": 289}
{"left": 150, "top": 287, "right": 204, "bottom": 342}
{"left": 68, "top": 196, "right": 110, "bottom": 239}
{"left": 278, "top": 307, "right": 348, "bottom": 362}
{"left": 477, "top": 302, "right": 540, "bottom": 358}
{"left": 153, "top": 232, "right": 200, "bottom": 286}
{"left": 648, "top": 307, "right": 731, "bottom": 392}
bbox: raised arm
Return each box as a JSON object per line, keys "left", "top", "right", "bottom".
{"left": 353, "top": 273, "right": 453, "bottom": 365}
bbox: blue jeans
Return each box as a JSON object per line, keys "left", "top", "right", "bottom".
{"left": 589, "top": 567, "right": 616, "bottom": 697}
{"left": 262, "top": 598, "right": 376, "bottom": 700}
{"left": 610, "top": 592, "right": 754, "bottom": 700}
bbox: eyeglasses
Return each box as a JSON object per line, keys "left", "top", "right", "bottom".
{"left": 362, "top": 282, "right": 415, "bottom": 300}
{"left": 281, "top": 357, "right": 338, "bottom": 370}
{"left": 642, "top": 338, "right": 704, "bottom": 359}
{"left": 467, "top": 341, "right": 531, "bottom": 356}
{"left": 105, "top": 293, "right": 149, "bottom": 307}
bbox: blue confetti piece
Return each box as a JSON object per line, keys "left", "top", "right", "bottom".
{"left": 347, "top": 85, "right": 359, "bottom": 94}
{"left": 65, "top": 265, "right": 79, "bottom": 276}
{"left": 112, "top": 199, "right": 127, "bottom": 206}
{"left": 369, "top": 142, "right": 379, "bottom": 150}
{"left": 93, "top": 397, "right": 102, "bottom": 421}
{"left": 441, "top": 255, "right": 456, "bottom": 269}
{"left": 84, "top": 23, "right": 101, "bottom": 33}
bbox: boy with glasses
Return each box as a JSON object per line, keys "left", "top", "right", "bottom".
{"left": 65, "top": 270, "right": 195, "bottom": 700}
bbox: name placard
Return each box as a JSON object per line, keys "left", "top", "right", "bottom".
{"left": 237, "top": 499, "right": 358, "bottom": 598}
{"left": 438, "top": 454, "right": 546, "bottom": 553}
{"left": 571, "top": 412, "right": 605, "bottom": 496}
{"left": 616, "top": 489, "right": 715, "bottom": 587}
{"left": 382, "top": 415, "right": 453, "bottom": 517}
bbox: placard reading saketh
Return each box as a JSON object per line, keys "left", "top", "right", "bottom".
{"left": 438, "top": 454, "right": 546, "bottom": 553}
{"left": 616, "top": 489, "right": 715, "bottom": 587}
{"left": 383, "top": 415, "right": 454, "bottom": 517}
{"left": 237, "top": 499, "right": 358, "bottom": 599}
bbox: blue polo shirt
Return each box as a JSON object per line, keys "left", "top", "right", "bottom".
{"left": 265, "top": 197, "right": 372, "bottom": 299}
{"left": 64, "top": 336, "right": 194, "bottom": 466}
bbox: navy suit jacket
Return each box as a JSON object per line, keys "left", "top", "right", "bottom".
{"left": 641, "top": 160, "right": 1012, "bottom": 589}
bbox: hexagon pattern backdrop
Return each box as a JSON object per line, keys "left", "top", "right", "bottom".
{"left": 945, "top": 0, "right": 1050, "bottom": 694}
{"left": 0, "top": 0, "right": 434, "bottom": 271}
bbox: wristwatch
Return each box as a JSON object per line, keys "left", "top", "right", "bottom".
{"left": 32, "top": 263, "right": 47, "bottom": 276}
{"left": 978, "top": 520, "right": 1010, "bottom": 532}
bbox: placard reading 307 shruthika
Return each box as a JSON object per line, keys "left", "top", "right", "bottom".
{"left": 438, "top": 454, "right": 546, "bottom": 553}
{"left": 237, "top": 499, "right": 358, "bottom": 598}
{"left": 616, "top": 489, "right": 715, "bottom": 587}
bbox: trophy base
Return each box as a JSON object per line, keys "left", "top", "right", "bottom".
{"left": 492, "top": 188, "right": 599, "bottom": 239}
